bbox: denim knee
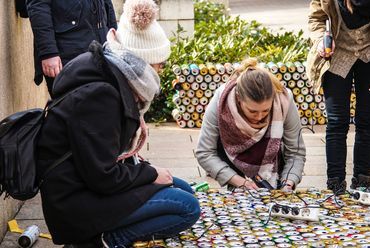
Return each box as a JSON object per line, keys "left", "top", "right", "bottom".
{"left": 172, "top": 177, "right": 194, "bottom": 194}
{"left": 185, "top": 194, "right": 201, "bottom": 225}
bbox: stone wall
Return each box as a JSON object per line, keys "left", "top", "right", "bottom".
{"left": 0, "top": 0, "right": 48, "bottom": 242}
{"left": 158, "top": 0, "right": 194, "bottom": 38}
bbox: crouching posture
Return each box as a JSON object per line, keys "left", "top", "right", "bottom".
{"left": 36, "top": 0, "right": 200, "bottom": 247}
{"left": 196, "top": 58, "right": 306, "bottom": 191}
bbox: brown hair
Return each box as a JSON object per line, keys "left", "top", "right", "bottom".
{"left": 232, "top": 58, "right": 283, "bottom": 103}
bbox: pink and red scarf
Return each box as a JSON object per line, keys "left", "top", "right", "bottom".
{"left": 218, "top": 80, "right": 291, "bottom": 187}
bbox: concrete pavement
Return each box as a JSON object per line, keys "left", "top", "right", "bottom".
{"left": 229, "top": 0, "right": 311, "bottom": 36}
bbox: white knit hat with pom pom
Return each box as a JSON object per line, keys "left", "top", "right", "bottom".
{"left": 116, "top": 0, "right": 171, "bottom": 64}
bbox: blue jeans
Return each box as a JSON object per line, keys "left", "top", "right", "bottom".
{"left": 103, "top": 178, "right": 200, "bottom": 247}
{"left": 323, "top": 60, "right": 370, "bottom": 180}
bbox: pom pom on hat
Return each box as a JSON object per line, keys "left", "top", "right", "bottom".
{"left": 124, "top": 0, "right": 157, "bottom": 30}
{"left": 114, "top": 0, "right": 171, "bottom": 64}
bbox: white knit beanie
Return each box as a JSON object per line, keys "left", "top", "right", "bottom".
{"left": 115, "top": 0, "right": 171, "bottom": 64}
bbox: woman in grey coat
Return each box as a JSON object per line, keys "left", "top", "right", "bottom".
{"left": 196, "top": 58, "right": 306, "bottom": 191}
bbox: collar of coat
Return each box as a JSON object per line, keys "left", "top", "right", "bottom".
{"left": 321, "top": 0, "right": 341, "bottom": 39}
{"left": 52, "top": 41, "right": 141, "bottom": 121}
{"left": 89, "top": 41, "right": 140, "bottom": 122}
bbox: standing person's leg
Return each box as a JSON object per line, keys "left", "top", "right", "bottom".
{"left": 44, "top": 76, "right": 55, "bottom": 98}
{"left": 351, "top": 60, "right": 370, "bottom": 188}
{"left": 103, "top": 184, "right": 200, "bottom": 247}
{"left": 323, "top": 70, "right": 353, "bottom": 193}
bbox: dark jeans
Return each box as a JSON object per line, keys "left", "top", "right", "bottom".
{"left": 103, "top": 177, "right": 200, "bottom": 248}
{"left": 323, "top": 59, "right": 370, "bottom": 180}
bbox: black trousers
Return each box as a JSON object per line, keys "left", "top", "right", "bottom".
{"left": 323, "top": 59, "right": 370, "bottom": 180}
{"left": 44, "top": 76, "right": 55, "bottom": 98}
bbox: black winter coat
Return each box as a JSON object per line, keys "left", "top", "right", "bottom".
{"left": 36, "top": 47, "right": 167, "bottom": 244}
{"left": 27, "top": 0, "right": 117, "bottom": 85}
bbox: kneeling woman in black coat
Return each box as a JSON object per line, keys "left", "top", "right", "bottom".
{"left": 36, "top": 0, "right": 200, "bottom": 247}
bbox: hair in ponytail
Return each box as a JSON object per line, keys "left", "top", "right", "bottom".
{"left": 232, "top": 58, "right": 283, "bottom": 103}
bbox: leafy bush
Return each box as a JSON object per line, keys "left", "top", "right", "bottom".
{"left": 194, "top": 0, "right": 227, "bottom": 23}
{"left": 145, "top": 0, "right": 310, "bottom": 122}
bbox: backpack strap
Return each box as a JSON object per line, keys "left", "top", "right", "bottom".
{"left": 39, "top": 151, "right": 73, "bottom": 187}
{"left": 46, "top": 84, "right": 90, "bottom": 111}
{"left": 39, "top": 74, "right": 121, "bottom": 186}
{"left": 38, "top": 85, "right": 89, "bottom": 186}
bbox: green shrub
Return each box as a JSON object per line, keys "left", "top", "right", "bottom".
{"left": 194, "top": 0, "right": 227, "bottom": 23}
{"left": 145, "top": 0, "right": 310, "bottom": 122}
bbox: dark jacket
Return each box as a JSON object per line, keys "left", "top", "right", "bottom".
{"left": 27, "top": 0, "right": 117, "bottom": 85}
{"left": 36, "top": 46, "right": 166, "bottom": 244}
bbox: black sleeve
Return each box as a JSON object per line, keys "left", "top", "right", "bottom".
{"left": 68, "top": 83, "right": 158, "bottom": 194}
{"left": 104, "top": 0, "right": 118, "bottom": 29}
{"left": 27, "top": 0, "right": 59, "bottom": 58}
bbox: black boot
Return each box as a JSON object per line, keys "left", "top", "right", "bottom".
{"left": 350, "top": 174, "right": 370, "bottom": 189}
{"left": 327, "top": 177, "right": 347, "bottom": 195}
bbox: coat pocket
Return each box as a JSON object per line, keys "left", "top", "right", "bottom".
{"left": 53, "top": 1, "right": 82, "bottom": 34}
{"left": 1, "top": 146, "right": 19, "bottom": 191}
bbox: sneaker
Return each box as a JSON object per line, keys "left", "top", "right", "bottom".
{"left": 327, "top": 177, "right": 347, "bottom": 195}
{"left": 350, "top": 174, "right": 370, "bottom": 190}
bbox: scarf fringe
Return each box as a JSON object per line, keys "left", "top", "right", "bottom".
{"left": 118, "top": 116, "right": 147, "bottom": 161}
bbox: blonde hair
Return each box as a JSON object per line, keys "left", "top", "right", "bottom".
{"left": 232, "top": 58, "right": 283, "bottom": 103}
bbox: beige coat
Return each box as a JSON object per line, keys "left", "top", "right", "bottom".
{"left": 307, "top": 0, "right": 370, "bottom": 93}
{"left": 307, "top": 0, "right": 341, "bottom": 93}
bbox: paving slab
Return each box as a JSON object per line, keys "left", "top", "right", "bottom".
{"left": 0, "top": 195, "right": 57, "bottom": 248}
{"left": 299, "top": 175, "right": 353, "bottom": 189}
{"left": 0, "top": 219, "right": 60, "bottom": 248}
{"left": 144, "top": 157, "right": 199, "bottom": 168}
{"left": 229, "top": 0, "right": 311, "bottom": 36}
{"left": 15, "top": 195, "right": 44, "bottom": 220}
{"left": 303, "top": 162, "right": 354, "bottom": 176}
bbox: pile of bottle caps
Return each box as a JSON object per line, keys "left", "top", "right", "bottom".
{"left": 171, "top": 62, "right": 356, "bottom": 128}
{"left": 133, "top": 188, "right": 370, "bottom": 247}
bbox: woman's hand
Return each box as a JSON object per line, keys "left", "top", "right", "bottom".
{"left": 243, "top": 180, "right": 259, "bottom": 190}
{"left": 151, "top": 165, "right": 173, "bottom": 185}
{"left": 228, "top": 175, "right": 259, "bottom": 190}
{"left": 281, "top": 179, "right": 295, "bottom": 192}
{"left": 317, "top": 38, "right": 335, "bottom": 58}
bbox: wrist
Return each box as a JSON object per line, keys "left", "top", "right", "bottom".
{"left": 241, "top": 177, "right": 253, "bottom": 187}
{"left": 282, "top": 179, "right": 295, "bottom": 188}
{"left": 40, "top": 53, "right": 60, "bottom": 61}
